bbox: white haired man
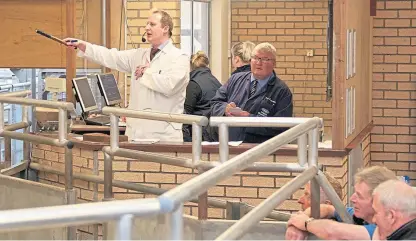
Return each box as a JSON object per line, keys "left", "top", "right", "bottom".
{"left": 286, "top": 166, "right": 397, "bottom": 240}
{"left": 210, "top": 42, "right": 293, "bottom": 143}
{"left": 372, "top": 179, "right": 416, "bottom": 240}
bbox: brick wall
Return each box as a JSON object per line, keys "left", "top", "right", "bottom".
{"left": 231, "top": 1, "right": 332, "bottom": 137}
{"left": 32, "top": 144, "right": 347, "bottom": 217}
{"left": 371, "top": 0, "right": 416, "bottom": 185}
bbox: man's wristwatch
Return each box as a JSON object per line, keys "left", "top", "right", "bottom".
{"left": 305, "top": 217, "right": 315, "bottom": 231}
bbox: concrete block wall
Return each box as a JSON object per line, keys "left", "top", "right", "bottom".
{"left": 371, "top": 0, "right": 416, "bottom": 185}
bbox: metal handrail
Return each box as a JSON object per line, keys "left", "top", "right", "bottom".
{"left": 210, "top": 116, "right": 323, "bottom": 127}
{"left": 0, "top": 198, "right": 160, "bottom": 233}
{"left": 0, "top": 96, "right": 74, "bottom": 111}
{"left": 29, "top": 162, "right": 291, "bottom": 221}
{"left": 217, "top": 166, "right": 319, "bottom": 240}
{"left": 0, "top": 98, "right": 349, "bottom": 241}
{"left": 0, "top": 90, "right": 31, "bottom": 97}
{"left": 0, "top": 94, "right": 77, "bottom": 239}
{"left": 102, "top": 106, "right": 209, "bottom": 126}
{"left": 158, "top": 118, "right": 322, "bottom": 212}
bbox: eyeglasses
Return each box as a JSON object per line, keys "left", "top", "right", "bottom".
{"left": 251, "top": 56, "right": 275, "bottom": 63}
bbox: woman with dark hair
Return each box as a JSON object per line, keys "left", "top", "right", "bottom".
{"left": 183, "top": 51, "right": 221, "bottom": 141}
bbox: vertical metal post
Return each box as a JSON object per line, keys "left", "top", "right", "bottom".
{"left": 0, "top": 103, "right": 8, "bottom": 167}
{"left": 115, "top": 214, "right": 134, "bottom": 240}
{"left": 169, "top": 204, "right": 183, "bottom": 240}
{"left": 65, "top": 143, "right": 76, "bottom": 240}
{"left": 65, "top": 147, "right": 73, "bottom": 191}
{"left": 0, "top": 103, "right": 4, "bottom": 131}
{"left": 297, "top": 134, "right": 307, "bottom": 166}
{"left": 58, "top": 108, "right": 67, "bottom": 143}
{"left": 226, "top": 201, "right": 243, "bottom": 220}
{"left": 310, "top": 178, "right": 320, "bottom": 219}
{"left": 103, "top": 152, "right": 113, "bottom": 201}
{"left": 4, "top": 138, "right": 11, "bottom": 168}
{"left": 308, "top": 128, "right": 320, "bottom": 219}
{"left": 22, "top": 105, "right": 30, "bottom": 161}
{"left": 190, "top": 0, "right": 194, "bottom": 51}
{"left": 92, "top": 151, "right": 99, "bottom": 240}
{"left": 110, "top": 114, "right": 119, "bottom": 151}
{"left": 66, "top": 189, "right": 77, "bottom": 240}
{"left": 192, "top": 123, "right": 202, "bottom": 165}
{"left": 197, "top": 167, "right": 208, "bottom": 220}
{"left": 218, "top": 123, "right": 229, "bottom": 163}
{"left": 308, "top": 128, "right": 319, "bottom": 167}
{"left": 31, "top": 69, "right": 37, "bottom": 132}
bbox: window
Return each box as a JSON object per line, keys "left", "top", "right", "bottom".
{"left": 181, "top": 0, "right": 210, "bottom": 56}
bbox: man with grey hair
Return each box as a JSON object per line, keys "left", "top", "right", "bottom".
{"left": 286, "top": 166, "right": 397, "bottom": 240}
{"left": 210, "top": 42, "right": 293, "bottom": 143}
{"left": 372, "top": 179, "right": 416, "bottom": 240}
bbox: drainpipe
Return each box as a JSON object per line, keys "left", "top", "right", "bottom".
{"left": 326, "top": 0, "right": 334, "bottom": 102}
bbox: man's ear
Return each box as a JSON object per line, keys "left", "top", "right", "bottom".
{"left": 163, "top": 26, "right": 169, "bottom": 35}
{"left": 389, "top": 209, "right": 400, "bottom": 225}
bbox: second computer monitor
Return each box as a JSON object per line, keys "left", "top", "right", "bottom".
{"left": 96, "top": 73, "right": 122, "bottom": 106}
{"left": 72, "top": 77, "right": 98, "bottom": 113}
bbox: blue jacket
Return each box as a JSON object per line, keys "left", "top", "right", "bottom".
{"left": 210, "top": 71, "right": 293, "bottom": 143}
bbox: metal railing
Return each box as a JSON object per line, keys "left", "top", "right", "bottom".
{"left": 0, "top": 105, "right": 352, "bottom": 240}
{"left": 0, "top": 94, "right": 77, "bottom": 240}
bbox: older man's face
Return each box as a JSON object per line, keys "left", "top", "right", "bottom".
{"left": 250, "top": 50, "right": 275, "bottom": 80}
{"left": 298, "top": 183, "right": 311, "bottom": 211}
{"left": 350, "top": 181, "right": 374, "bottom": 222}
{"left": 372, "top": 194, "right": 394, "bottom": 239}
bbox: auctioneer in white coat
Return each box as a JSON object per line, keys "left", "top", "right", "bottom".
{"left": 77, "top": 40, "right": 189, "bottom": 142}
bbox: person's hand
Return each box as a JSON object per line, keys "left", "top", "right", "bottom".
{"left": 135, "top": 64, "right": 150, "bottom": 80}
{"left": 225, "top": 102, "right": 237, "bottom": 116}
{"left": 236, "top": 111, "right": 250, "bottom": 117}
{"left": 120, "top": 116, "right": 126, "bottom": 122}
{"left": 285, "top": 225, "right": 308, "bottom": 240}
{"left": 287, "top": 213, "right": 309, "bottom": 231}
{"left": 63, "top": 38, "right": 86, "bottom": 52}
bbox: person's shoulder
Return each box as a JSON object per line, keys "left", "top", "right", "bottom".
{"left": 231, "top": 71, "right": 251, "bottom": 81}
{"left": 168, "top": 42, "right": 189, "bottom": 57}
{"left": 273, "top": 75, "right": 292, "bottom": 94}
{"left": 227, "top": 71, "right": 250, "bottom": 86}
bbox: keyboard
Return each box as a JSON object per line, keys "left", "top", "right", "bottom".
{"left": 85, "top": 115, "right": 111, "bottom": 126}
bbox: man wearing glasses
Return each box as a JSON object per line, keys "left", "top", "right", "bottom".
{"left": 210, "top": 42, "right": 293, "bottom": 143}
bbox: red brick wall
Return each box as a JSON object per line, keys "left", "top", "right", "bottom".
{"left": 371, "top": 0, "right": 416, "bottom": 185}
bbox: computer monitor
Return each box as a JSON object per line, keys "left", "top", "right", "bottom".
{"left": 96, "top": 73, "right": 122, "bottom": 106}
{"left": 72, "top": 77, "right": 98, "bottom": 113}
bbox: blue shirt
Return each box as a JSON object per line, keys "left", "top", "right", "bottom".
{"left": 250, "top": 73, "right": 273, "bottom": 95}
{"left": 334, "top": 207, "right": 377, "bottom": 238}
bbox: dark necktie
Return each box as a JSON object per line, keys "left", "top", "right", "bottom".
{"left": 150, "top": 47, "right": 160, "bottom": 61}
{"left": 249, "top": 80, "right": 258, "bottom": 98}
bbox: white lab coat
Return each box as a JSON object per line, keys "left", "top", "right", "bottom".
{"left": 77, "top": 41, "right": 189, "bottom": 142}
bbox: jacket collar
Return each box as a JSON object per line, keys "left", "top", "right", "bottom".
{"left": 148, "top": 40, "right": 173, "bottom": 62}
{"left": 387, "top": 218, "right": 416, "bottom": 240}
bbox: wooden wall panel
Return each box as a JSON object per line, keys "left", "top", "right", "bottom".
{"left": 332, "top": 0, "right": 373, "bottom": 149}
{"left": 0, "top": 0, "right": 67, "bottom": 68}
